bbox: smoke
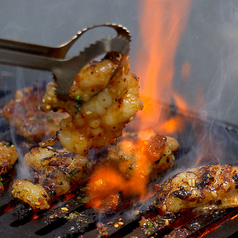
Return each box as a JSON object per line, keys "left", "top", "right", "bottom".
{"left": 174, "top": 0, "right": 238, "bottom": 125}
{"left": 8, "top": 68, "right": 30, "bottom": 179}
{"left": 140, "top": 0, "right": 238, "bottom": 171}
{"left": 7, "top": 67, "right": 53, "bottom": 180}
{"left": 189, "top": 1, "right": 238, "bottom": 166}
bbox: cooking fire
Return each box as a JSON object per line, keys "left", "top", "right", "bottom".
{"left": 0, "top": 1, "right": 238, "bottom": 238}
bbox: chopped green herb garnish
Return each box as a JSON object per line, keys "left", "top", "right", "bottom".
{"left": 75, "top": 95, "right": 83, "bottom": 101}
{"left": 47, "top": 115, "right": 52, "bottom": 121}
{"left": 5, "top": 142, "right": 10, "bottom": 147}
{"left": 147, "top": 221, "right": 153, "bottom": 227}
{"left": 66, "top": 176, "right": 72, "bottom": 182}
{"left": 68, "top": 211, "right": 79, "bottom": 220}
{"left": 70, "top": 168, "right": 79, "bottom": 175}
{"left": 80, "top": 197, "right": 89, "bottom": 203}
{"left": 80, "top": 187, "right": 86, "bottom": 192}
{"left": 75, "top": 102, "right": 83, "bottom": 111}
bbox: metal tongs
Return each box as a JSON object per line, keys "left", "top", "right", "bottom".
{"left": 0, "top": 23, "right": 131, "bottom": 99}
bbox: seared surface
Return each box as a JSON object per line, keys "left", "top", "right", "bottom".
{"left": 41, "top": 57, "right": 143, "bottom": 155}
{"left": 107, "top": 130, "right": 179, "bottom": 180}
{"left": 3, "top": 84, "right": 67, "bottom": 142}
{"left": 12, "top": 180, "right": 50, "bottom": 210}
{"left": 87, "top": 130, "right": 179, "bottom": 213}
{"left": 154, "top": 164, "right": 238, "bottom": 215}
{"left": 12, "top": 147, "right": 90, "bottom": 210}
{"left": 0, "top": 141, "right": 18, "bottom": 176}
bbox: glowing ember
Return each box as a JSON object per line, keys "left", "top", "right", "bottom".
{"left": 4, "top": 203, "right": 15, "bottom": 213}
{"left": 31, "top": 212, "right": 39, "bottom": 221}
{"left": 63, "top": 193, "right": 75, "bottom": 201}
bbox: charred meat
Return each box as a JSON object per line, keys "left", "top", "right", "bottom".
{"left": 12, "top": 180, "right": 50, "bottom": 210}
{"left": 0, "top": 141, "right": 18, "bottom": 194}
{"left": 41, "top": 57, "right": 143, "bottom": 155}
{"left": 0, "top": 141, "right": 18, "bottom": 175}
{"left": 107, "top": 129, "right": 179, "bottom": 180}
{"left": 12, "top": 147, "right": 89, "bottom": 210}
{"left": 3, "top": 84, "right": 67, "bottom": 142}
{"left": 154, "top": 164, "right": 238, "bottom": 215}
{"left": 87, "top": 130, "right": 179, "bottom": 213}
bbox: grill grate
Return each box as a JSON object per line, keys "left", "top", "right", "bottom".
{"left": 1, "top": 106, "right": 238, "bottom": 237}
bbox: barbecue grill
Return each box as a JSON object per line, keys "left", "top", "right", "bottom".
{"left": 0, "top": 103, "right": 238, "bottom": 238}
{"left": 1, "top": 1, "right": 238, "bottom": 237}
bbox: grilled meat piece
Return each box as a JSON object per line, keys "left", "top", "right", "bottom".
{"left": 12, "top": 180, "right": 50, "bottom": 210}
{"left": 0, "top": 141, "right": 18, "bottom": 175}
{"left": 87, "top": 130, "right": 179, "bottom": 213}
{"left": 41, "top": 57, "right": 143, "bottom": 155}
{"left": 3, "top": 84, "right": 67, "bottom": 142}
{"left": 154, "top": 164, "right": 238, "bottom": 215}
{"left": 12, "top": 147, "right": 90, "bottom": 210}
{"left": 87, "top": 165, "right": 124, "bottom": 213}
{"left": 23, "top": 146, "right": 65, "bottom": 170}
{"left": 107, "top": 129, "right": 179, "bottom": 180}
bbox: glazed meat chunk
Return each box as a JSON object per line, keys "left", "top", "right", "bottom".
{"left": 3, "top": 84, "right": 67, "bottom": 142}
{"left": 41, "top": 57, "right": 143, "bottom": 155}
{"left": 87, "top": 130, "right": 179, "bottom": 213}
{"left": 154, "top": 164, "right": 238, "bottom": 215}
{"left": 0, "top": 141, "right": 18, "bottom": 175}
{"left": 12, "top": 147, "right": 89, "bottom": 210}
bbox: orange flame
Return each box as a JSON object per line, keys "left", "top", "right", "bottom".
{"left": 63, "top": 193, "right": 75, "bottom": 201}
{"left": 135, "top": 0, "right": 191, "bottom": 133}
{"left": 31, "top": 212, "right": 40, "bottom": 221}
{"left": 87, "top": 165, "right": 125, "bottom": 212}
{"left": 88, "top": 0, "right": 192, "bottom": 212}
{"left": 4, "top": 203, "right": 15, "bottom": 213}
{"left": 87, "top": 130, "right": 169, "bottom": 211}
{"left": 157, "top": 115, "right": 185, "bottom": 135}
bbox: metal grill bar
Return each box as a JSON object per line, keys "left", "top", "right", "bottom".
{"left": 0, "top": 197, "right": 85, "bottom": 237}
{"left": 1, "top": 105, "right": 238, "bottom": 237}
